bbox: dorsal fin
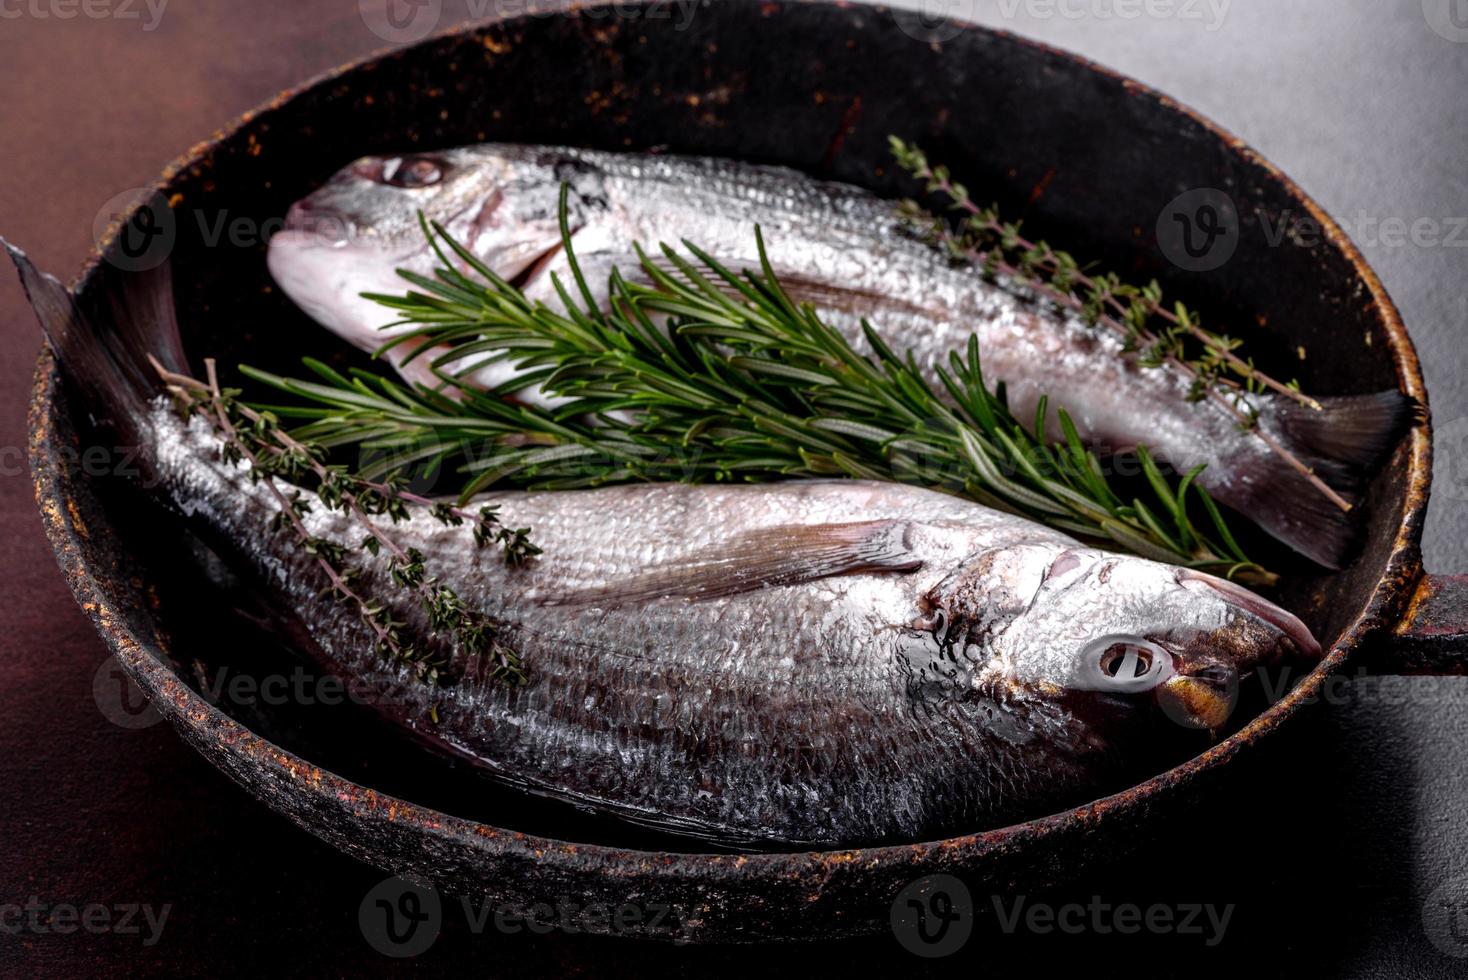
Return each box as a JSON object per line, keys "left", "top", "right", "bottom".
{"left": 545, "top": 520, "right": 923, "bottom": 607}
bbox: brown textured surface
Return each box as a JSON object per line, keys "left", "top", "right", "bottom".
{"left": 0, "top": 6, "right": 408, "bottom": 974}
{"left": 2, "top": 2, "right": 1466, "bottom": 975}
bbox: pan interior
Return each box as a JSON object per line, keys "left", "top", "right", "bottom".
{"left": 36, "top": 4, "right": 1420, "bottom": 855}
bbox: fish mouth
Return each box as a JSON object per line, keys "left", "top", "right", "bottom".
{"left": 280, "top": 200, "right": 355, "bottom": 246}
{"left": 1176, "top": 569, "right": 1323, "bottom": 660}
{"left": 264, "top": 230, "right": 409, "bottom": 350}
{"left": 1156, "top": 663, "right": 1238, "bottom": 732}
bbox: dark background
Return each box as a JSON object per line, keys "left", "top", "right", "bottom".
{"left": 1, "top": 1, "right": 1467, "bottom": 975}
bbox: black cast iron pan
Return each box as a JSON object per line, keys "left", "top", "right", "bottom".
{"left": 25, "top": 0, "right": 1468, "bottom": 942}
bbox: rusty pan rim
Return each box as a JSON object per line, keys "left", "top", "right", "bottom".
{"left": 27, "top": 0, "right": 1432, "bottom": 886}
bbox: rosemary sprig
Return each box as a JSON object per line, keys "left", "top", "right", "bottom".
{"left": 153, "top": 357, "right": 532, "bottom": 686}
{"left": 888, "top": 137, "right": 1349, "bottom": 514}
{"left": 242, "top": 194, "right": 1272, "bottom": 583}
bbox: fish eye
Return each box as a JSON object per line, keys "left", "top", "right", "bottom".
{"left": 1075, "top": 636, "right": 1174, "bottom": 693}
{"left": 379, "top": 156, "right": 445, "bottom": 189}
{"left": 1100, "top": 643, "right": 1153, "bottom": 679}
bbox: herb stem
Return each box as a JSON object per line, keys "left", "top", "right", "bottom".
{"left": 937, "top": 171, "right": 1319, "bottom": 410}
{"left": 154, "top": 356, "right": 530, "bottom": 684}
{"left": 192, "top": 359, "right": 407, "bottom": 659}
{"left": 891, "top": 138, "right": 1347, "bottom": 513}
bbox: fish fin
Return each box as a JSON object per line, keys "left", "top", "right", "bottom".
{"left": 1227, "top": 389, "right": 1419, "bottom": 569}
{"left": 6, "top": 240, "right": 184, "bottom": 450}
{"left": 106, "top": 256, "right": 188, "bottom": 378}
{"left": 756, "top": 270, "right": 910, "bottom": 317}
{"left": 637, "top": 254, "right": 928, "bottom": 319}
{"left": 1275, "top": 390, "right": 1422, "bottom": 469}
{"left": 548, "top": 520, "right": 923, "bottom": 607}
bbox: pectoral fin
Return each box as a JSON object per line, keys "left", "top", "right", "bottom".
{"left": 638, "top": 254, "right": 931, "bottom": 320}
{"left": 548, "top": 520, "right": 923, "bottom": 607}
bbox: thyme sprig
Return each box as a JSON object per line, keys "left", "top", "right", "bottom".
{"left": 242, "top": 193, "right": 1272, "bottom": 583}
{"left": 152, "top": 357, "right": 532, "bottom": 686}
{"left": 888, "top": 137, "right": 1349, "bottom": 514}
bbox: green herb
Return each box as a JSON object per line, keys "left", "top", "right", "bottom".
{"left": 154, "top": 357, "right": 531, "bottom": 686}
{"left": 241, "top": 189, "right": 1271, "bottom": 583}
{"left": 889, "top": 137, "right": 1348, "bottom": 514}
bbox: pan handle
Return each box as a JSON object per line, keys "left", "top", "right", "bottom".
{"left": 1372, "top": 574, "right": 1468, "bottom": 675}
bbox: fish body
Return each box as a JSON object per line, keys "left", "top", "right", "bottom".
{"left": 268, "top": 145, "right": 1413, "bottom": 568}
{"left": 147, "top": 401, "right": 1311, "bottom": 845}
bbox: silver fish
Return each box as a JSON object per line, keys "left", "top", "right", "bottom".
{"left": 14, "top": 246, "right": 1321, "bottom": 847}
{"left": 267, "top": 145, "right": 1412, "bottom": 569}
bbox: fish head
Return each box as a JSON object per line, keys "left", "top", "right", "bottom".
{"left": 934, "top": 545, "right": 1322, "bottom": 734}
{"left": 265, "top": 146, "right": 582, "bottom": 354}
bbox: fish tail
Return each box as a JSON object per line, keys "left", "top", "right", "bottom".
{"left": 1229, "top": 390, "right": 1421, "bottom": 569}
{"left": 1275, "top": 389, "right": 1423, "bottom": 470}
{"left": 6, "top": 240, "right": 185, "bottom": 457}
